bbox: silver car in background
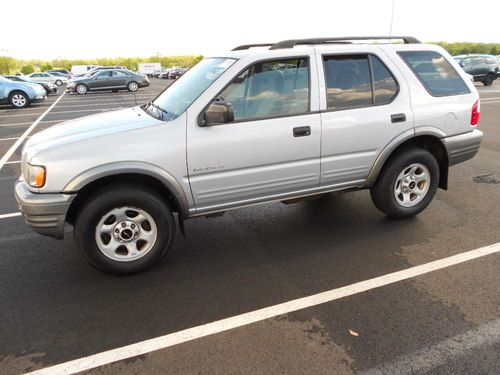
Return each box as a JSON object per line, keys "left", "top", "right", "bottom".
{"left": 0, "top": 76, "right": 46, "bottom": 108}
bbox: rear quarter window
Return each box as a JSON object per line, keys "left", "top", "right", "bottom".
{"left": 399, "top": 51, "right": 470, "bottom": 97}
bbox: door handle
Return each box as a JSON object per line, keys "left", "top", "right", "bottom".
{"left": 293, "top": 126, "right": 311, "bottom": 137}
{"left": 391, "top": 113, "right": 406, "bottom": 123}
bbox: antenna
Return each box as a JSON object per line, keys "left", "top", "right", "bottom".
{"left": 389, "top": 0, "right": 395, "bottom": 38}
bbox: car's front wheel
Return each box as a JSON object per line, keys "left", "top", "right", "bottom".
{"left": 55, "top": 79, "right": 63, "bottom": 86}
{"left": 76, "top": 84, "right": 87, "bottom": 95}
{"left": 73, "top": 184, "right": 175, "bottom": 275}
{"left": 128, "top": 81, "right": 139, "bottom": 92}
{"left": 9, "top": 91, "right": 30, "bottom": 108}
{"left": 370, "top": 148, "right": 439, "bottom": 219}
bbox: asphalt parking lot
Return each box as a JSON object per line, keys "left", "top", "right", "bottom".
{"left": 0, "top": 79, "right": 499, "bottom": 374}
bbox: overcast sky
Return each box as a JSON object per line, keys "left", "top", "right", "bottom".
{"left": 2, "top": 0, "right": 498, "bottom": 60}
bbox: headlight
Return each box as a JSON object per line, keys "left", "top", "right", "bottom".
{"left": 67, "top": 82, "right": 76, "bottom": 88}
{"left": 25, "top": 164, "right": 46, "bottom": 188}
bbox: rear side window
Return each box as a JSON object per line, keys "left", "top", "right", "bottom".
{"left": 323, "top": 54, "right": 398, "bottom": 110}
{"left": 399, "top": 51, "right": 470, "bottom": 96}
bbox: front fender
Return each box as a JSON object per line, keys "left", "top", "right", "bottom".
{"left": 63, "top": 161, "right": 190, "bottom": 218}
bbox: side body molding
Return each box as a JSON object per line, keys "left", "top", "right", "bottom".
{"left": 364, "top": 126, "right": 447, "bottom": 187}
{"left": 63, "top": 161, "right": 190, "bottom": 218}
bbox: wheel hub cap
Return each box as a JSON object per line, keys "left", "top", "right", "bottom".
{"left": 95, "top": 206, "right": 157, "bottom": 262}
{"left": 113, "top": 220, "right": 140, "bottom": 243}
{"left": 394, "top": 163, "right": 430, "bottom": 207}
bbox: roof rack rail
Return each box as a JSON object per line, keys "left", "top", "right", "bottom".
{"left": 269, "top": 36, "right": 421, "bottom": 50}
{"left": 232, "top": 43, "right": 274, "bottom": 51}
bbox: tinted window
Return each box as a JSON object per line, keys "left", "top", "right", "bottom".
{"left": 95, "top": 71, "right": 111, "bottom": 78}
{"left": 372, "top": 56, "right": 399, "bottom": 105}
{"left": 323, "top": 55, "right": 372, "bottom": 110}
{"left": 399, "top": 51, "right": 470, "bottom": 96}
{"left": 217, "top": 58, "right": 310, "bottom": 121}
{"left": 112, "top": 70, "right": 129, "bottom": 77}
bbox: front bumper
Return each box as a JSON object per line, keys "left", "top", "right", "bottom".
{"left": 15, "top": 180, "right": 75, "bottom": 239}
{"left": 443, "top": 129, "right": 483, "bottom": 166}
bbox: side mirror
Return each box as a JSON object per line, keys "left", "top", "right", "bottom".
{"left": 201, "top": 101, "right": 234, "bottom": 126}
{"left": 459, "top": 62, "right": 465, "bottom": 67}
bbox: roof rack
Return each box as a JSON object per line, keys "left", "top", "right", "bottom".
{"left": 232, "top": 36, "right": 421, "bottom": 51}
{"left": 269, "top": 36, "right": 421, "bottom": 50}
{"left": 232, "top": 43, "right": 274, "bottom": 51}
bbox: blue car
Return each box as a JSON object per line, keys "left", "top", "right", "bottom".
{"left": 0, "top": 76, "right": 46, "bottom": 108}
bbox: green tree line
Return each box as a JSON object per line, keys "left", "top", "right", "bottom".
{"left": 0, "top": 55, "right": 204, "bottom": 75}
{"left": 432, "top": 42, "right": 500, "bottom": 56}
{"left": 1, "top": 42, "right": 500, "bottom": 75}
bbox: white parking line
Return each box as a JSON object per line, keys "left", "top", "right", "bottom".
{"left": 482, "top": 100, "right": 500, "bottom": 105}
{"left": 0, "top": 120, "right": 59, "bottom": 128}
{"left": 0, "top": 212, "right": 21, "bottom": 219}
{"left": 26, "top": 242, "right": 500, "bottom": 375}
{"left": 0, "top": 136, "right": 24, "bottom": 142}
{"left": 4, "top": 160, "right": 21, "bottom": 164}
{"left": 0, "top": 92, "right": 65, "bottom": 172}
{"left": 0, "top": 111, "right": 46, "bottom": 118}
{"left": 48, "top": 108, "right": 122, "bottom": 115}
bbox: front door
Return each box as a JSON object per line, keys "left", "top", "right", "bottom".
{"left": 88, "top": 71, "right": 112, "bottom": 90}
{"left": 187, "top": 56, "right": 321, "bottom": 213}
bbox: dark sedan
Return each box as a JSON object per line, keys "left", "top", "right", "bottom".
{"left": 4, "top": 75, "right": 58, "bottom": 95}
{"left": 66, "top": 69, "right": 149, "bottom": 94}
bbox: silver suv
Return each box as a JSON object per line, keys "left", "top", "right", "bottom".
{"left": 15, "top": 37, "right": 483, "bottom": 274}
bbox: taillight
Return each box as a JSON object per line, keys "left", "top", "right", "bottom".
{"left": 471, "top": 100, "right": 480, "bottom": 126}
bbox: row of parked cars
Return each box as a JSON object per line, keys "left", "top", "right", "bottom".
{"left": 454, "top": 54, "right": 500, "bottom": 86}
{"left": 153, "top": 66, "right": 187, "bottom": 79}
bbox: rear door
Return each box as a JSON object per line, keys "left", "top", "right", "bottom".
{"left": 110, "top": 70, "right": 129, "bottom": 88}
{"left": 316, "top": 46, "right": 414, "bottom": 186}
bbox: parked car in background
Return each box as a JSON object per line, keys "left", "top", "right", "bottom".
{"left": 159, "top": 69, "right": 172, "bottom": 79}
{"left": 154, "top": 67, "right": 170, "bottom": 78}
{"left": 4, "top": 75, "right": 57, "bottom": 96}
{"left": 28, "top": 72, "right": 68, "bottom": 86}
{"left": 168, "top": 66, "right": 186, "bottom": 79}
{"left": 454, "top": 54, "right": 498, "bottom": 86}
{"left": 0, "top": 76, "right": 46, "bottom": 108}
{"left": 75, "top": 66, "right": 128, "bottom": 78}
{"left": 66, "top": 69, "right": 149, "bottom": 94}
{"left": 46, "top": 70, "right": 72, "bottom": 79}
{"left": 46, "top": 70, "right": 72, "bottom": 78}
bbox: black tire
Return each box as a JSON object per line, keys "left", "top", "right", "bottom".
{"left": 370, "top": 148, "right": 439, "bottom": 219}
{"left": 483, "top": 74, "right": 494, "bottom": 86}
{"left": 9, "top": 91, "right": 30, "bottom": 108}
{"left": 73, "top": 184, "right": 175, "bottom": 275}
{"left": 55, "top": 79, "right": 63, "bottom": 86}
{"left": 128, "top": 81, "right": 139, "bottom": 92}
{"left": 76, "top": 84, "right": 87, "bottom": 95}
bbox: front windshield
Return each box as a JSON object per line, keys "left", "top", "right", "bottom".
{"left": 150, "top": 57, "right": 236, "bottom": 121}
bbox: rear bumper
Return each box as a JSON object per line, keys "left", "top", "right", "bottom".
{"left": 14, "top": 180, "right": 75, "bottom": 239}
{"left": 443, "top": 129, "right": 483, "bottom": 166}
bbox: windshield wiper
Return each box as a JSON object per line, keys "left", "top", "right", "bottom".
{"left": 145, "top": 101, "right": 170, "bottom": 121}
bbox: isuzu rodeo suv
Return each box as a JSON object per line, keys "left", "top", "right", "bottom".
{"left": 15, "top": 36, "right": 483, "bottom": 274}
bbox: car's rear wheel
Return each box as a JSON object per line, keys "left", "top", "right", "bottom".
{"left": 55, "top": 79, "right": 63, "bottom": 86}
{"left": 128, "top": 81, "right": 139, "bottom": 92}
{"left": 74, "top": 184, "right": 175, "bottom": 275}
{"left": 483, "top": 73, "right": 494, "bottom": 86}
{"left": 370, "top": 148, "right": 439, "bottom": 219}
{"left": 76, "top": 84, "right": 87, "bottom": 95}
{"left": 9, "top": 91, "right": 30, "bottom": 108}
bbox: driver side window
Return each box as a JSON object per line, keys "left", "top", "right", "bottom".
{"left": 217, "top": 58, "right": 310, "bottom": 122}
